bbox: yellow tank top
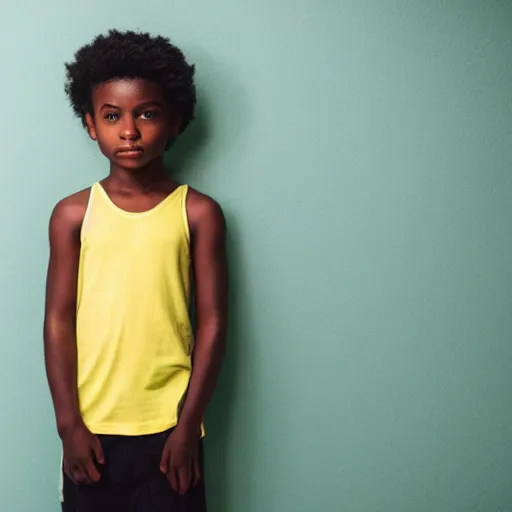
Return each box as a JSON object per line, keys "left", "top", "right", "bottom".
{"left": 76, "top": 182, "right": 193, "bottom": 435}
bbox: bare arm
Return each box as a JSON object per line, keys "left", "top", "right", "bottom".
{"left": 161, "top": 190, "right": 228, "bottom": 494}
{"left": 44, "top": 191, "right": 103, "bottom": 484}
{"left": 178, "top": 193, "right": 228, "bottom": 433}
{"left": 44, "top": 199, "right": 83, "bottom": 433}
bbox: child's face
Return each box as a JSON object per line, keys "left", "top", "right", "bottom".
{"left": 85, "top": 78, "right": 180, "bottom": 169}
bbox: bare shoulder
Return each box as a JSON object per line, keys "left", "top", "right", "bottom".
{"left": 186, "top": 187, "right": 226, "bottom": 231}
{"left": 50, "top": 187, "right": 91, "bottom": 231}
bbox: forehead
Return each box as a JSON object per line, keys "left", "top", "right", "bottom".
{"left": 91, "top": 78, "right": 167, "bottom": 108}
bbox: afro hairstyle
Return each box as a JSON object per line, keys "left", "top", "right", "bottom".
{"left": 64, "top": 29, "right": 196, "bottom": 134}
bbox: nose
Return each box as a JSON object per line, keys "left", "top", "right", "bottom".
{"left": 119, "top": 117, "right": 140, "bottom": 141}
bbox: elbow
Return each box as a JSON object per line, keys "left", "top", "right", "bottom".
{"left": 195, "top": 319, "right": 227, "bottom": 351}
{"left": 43, "top": 314, "right": 75, "bottom": 348}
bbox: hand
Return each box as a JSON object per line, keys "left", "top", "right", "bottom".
{"left": 160, "top": 426, "right": 201, "bottom": 495}
{"left": 61, "top": 422, "right": 104, "bottom": 485}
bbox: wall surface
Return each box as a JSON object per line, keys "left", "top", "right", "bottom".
{"left": 0, "top": 1, "right": 511, "bottom": 511}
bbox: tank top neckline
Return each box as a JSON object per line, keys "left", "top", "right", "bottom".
{"left": 95, "top": 181, "right": 185, "bottom": 218}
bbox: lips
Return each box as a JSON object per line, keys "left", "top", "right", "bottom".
{"left": 117, "top": 146, "right": 143, "bottom": 153}
{"left": 116, "top": 146, "right": 144, "bottom": 158}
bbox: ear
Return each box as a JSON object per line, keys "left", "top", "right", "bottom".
{"left": 165, "top": 137, "right": 177, "bottom": 151}
{"left": 85, "top": 113, "right": 97, "bottom": 141}
{"left": 168, "top": 114, "right": 183, "bottom": 139}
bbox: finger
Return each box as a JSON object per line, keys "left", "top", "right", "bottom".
{"left": 193, "top": 454, "right": 202, "bottom": 486}
{"left": 159, "top": 446, "right": 169, "bottom": 473}
{"left": 63, "top": 459, "right": 72, "bottom": 479}
{"left": 92, "top": 437, "right": 105, "bottom": 465}
{"left": 84, "top": 457, "right": 101, "bottom": 483}
{"left": 169, "top": 466, "right": 179, "bottom": 494}
{"left": 71, "top": 466, "right": 88, "bottom": 485}
{"left": 178, "top": 464, "right": 192, "bottom": 495}
{"left": 80, "top": 461, "right": 94, "bottom": 484}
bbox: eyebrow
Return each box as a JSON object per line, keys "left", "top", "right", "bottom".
{"left": 99, "top": 101, "right": 164, "bottom": 111}
{"left": 100, "top": 103, "right": 121, "bottom": 110}
{"left": 136, "top": 101, "right": 164, "bottom": 109}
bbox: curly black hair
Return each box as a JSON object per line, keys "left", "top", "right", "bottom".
{"left": 64, "top": 29, "right": 196, "bottom": 133}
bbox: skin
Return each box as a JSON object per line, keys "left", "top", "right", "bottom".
{"left": 44, "top": 78, "right": 228, "bottom": 495}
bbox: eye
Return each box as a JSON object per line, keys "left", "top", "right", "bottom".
{"left": 140, "top": 110, "right": 158, "bottom": 120}
{"left": 104, "top": 112, "right": 119, "bottom": 122}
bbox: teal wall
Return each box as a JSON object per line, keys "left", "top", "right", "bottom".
{"left": 1, "top": 1, "right": 511, "bottom": 511}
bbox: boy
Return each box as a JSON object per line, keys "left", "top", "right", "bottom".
{"left": 44, "top": 30, "right": 228, "bottom": 512}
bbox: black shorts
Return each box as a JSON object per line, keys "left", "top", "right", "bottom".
{"left": 61, "top": 428, "right": 206, "bottom": 512}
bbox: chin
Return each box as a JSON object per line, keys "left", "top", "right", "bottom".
{"left": 112, "top": 157, "right": 151, "bottom": 170}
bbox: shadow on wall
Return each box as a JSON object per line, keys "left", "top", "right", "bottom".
{"left": 164, "top": 96, "right": 210, "bottom": 179}
{"left": 164, "top": 53, "right": 254, "bottom": 512}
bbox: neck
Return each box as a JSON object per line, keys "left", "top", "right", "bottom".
{"left": 107, "top": 156, "right": 170, "bottom": 191}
